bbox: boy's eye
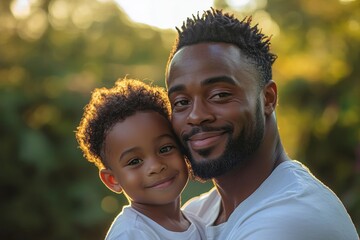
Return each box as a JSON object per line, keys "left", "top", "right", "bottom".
{"left": 127, "top": 158, "right": 142, "bottom": 166}
{"left": 159, "top": 145, "right": 174, "bottom": 154}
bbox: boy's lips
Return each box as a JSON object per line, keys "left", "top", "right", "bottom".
{"left": 146, "top": 175, "right": 177, "bottom": 189}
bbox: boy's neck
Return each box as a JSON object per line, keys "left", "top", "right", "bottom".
{"left": 131, "top": 197, "right": 190, "bottom": 232}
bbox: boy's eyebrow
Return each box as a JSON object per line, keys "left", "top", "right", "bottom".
{"left": 155, "top": 133, "right": 175, "bottom": 142}
{"left": 151, "top": 133, "right": 176, "bottom": 147}
{"left": 119, "top": 147, "right": 139, "bottom": 162}
{"left": 167, "top": 75, "right": 236, "bottom": 96}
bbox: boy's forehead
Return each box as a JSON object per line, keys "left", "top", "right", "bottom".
{"left": 103, "top": 111, "right": 176, "bottom": 160}
{"left": 108, "top": 111, "right": 173, "bottom": 140}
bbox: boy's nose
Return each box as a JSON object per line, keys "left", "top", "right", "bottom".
{"left": 148, "top": 158, "right": 167, "bottom": 175}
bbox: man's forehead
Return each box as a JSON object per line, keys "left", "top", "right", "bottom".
{"left": 174, "top": 42, "right": 240, "bottom": 58}
{"left": 167, "top": 43, "right": 246, "bottom": 80}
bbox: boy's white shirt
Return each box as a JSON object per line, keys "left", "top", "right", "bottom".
{"left": 105, "top": 205, "right": 206, "bottom": 240}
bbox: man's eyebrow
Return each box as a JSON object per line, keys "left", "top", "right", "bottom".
{"left": 201, "top": 76, "right": 237, "bottom": 86}
{"left": 167, "top": 84, "right": 185, "bottom": 96}
{"left": 167, "top": 76, "right": 236, "bottom": 96}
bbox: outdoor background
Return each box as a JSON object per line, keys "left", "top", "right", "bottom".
{"left": 1, "top": 0, "right": 359, "bottom": 239}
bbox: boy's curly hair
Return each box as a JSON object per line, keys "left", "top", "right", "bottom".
{"left": 166, "top": 8, "right": 277, "bottom": 87}
{"left": 75, "top": 78, "right": 171, "bottom": 170}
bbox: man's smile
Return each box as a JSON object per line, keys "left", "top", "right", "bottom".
{"left": 187, "top": 131, "right": 228, "bottom": 150}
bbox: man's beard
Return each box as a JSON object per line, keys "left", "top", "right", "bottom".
{"left": 182, "top": 99, "right": 265, "bottom": 180}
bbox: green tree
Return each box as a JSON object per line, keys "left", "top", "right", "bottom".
{"left": 0, "top": 0, "right": 184, "bottom": 239}
{"left": 1, "top": 0, "right": 359, "bottom": 238}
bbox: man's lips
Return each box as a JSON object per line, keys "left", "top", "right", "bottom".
{"left": 146, "top": 175, "right": 177, "bottom": 189}
{"left": 187, "top": 131, "right": 227, "bottom": 149}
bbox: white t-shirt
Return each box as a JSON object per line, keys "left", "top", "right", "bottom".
{"left": 105, "top": 205, "right": 206, "bottom": 240}
{"left": 183, "top": 160, "right": 359, "bottom": 240}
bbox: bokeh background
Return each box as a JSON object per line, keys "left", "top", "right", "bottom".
{"left": 1, "top": 0, "right": 359, "bottom": 239}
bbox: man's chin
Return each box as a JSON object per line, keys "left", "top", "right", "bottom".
{"left": 182, "top": 147, "right": 226, "bottom": 178}
{"left": 189, "top": 146, "right": 224, "bottom": 161}
{"left": 187, "top": 155, "right": 226, "bottom": 180}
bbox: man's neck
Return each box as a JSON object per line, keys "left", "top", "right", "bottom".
{"left": 213, "top": 136, "right": 288, "bottom": 225}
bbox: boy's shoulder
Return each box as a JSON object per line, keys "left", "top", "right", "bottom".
{"left": 105, "top": 206, "right": 153, "bottom": 239}
{"left": 106, "top": 206, "right": 208, "bottom": 240}
{"left": 182, "top": 187, "right": 220, "bottom": 225}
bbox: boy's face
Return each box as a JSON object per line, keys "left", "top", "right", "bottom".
{"left": 103, "top": 111, "right": 188, "bottom": 206}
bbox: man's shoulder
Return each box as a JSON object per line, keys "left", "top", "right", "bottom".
{"left": 222, "top": 160, "right": 359, "bottom": 240}
{"left": 224, "top": 206, "right": 359, "bottom": 240}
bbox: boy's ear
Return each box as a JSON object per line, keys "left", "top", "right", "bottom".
{"left": 99, "top": 169, "right": 123, "bottom": 194}
{"left": 263, "top": 80, "right": 278, "bottom": 116}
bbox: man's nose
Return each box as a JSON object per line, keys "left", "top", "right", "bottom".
{"left": 187, "top": 98, "right": 215, "bottom": 126}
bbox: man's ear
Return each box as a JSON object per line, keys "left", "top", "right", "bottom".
{"left": 99, "top": 169, "right": 123, "bottom": 194}
{"left": 263, "top": 80, "right": 277, "bottom": 116}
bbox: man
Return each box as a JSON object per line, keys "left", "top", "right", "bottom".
{"left": 165, "top": 8, "right": 358, "bottom": 239}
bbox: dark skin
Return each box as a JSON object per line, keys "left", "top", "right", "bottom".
{"left": 166, "top": 42, "right": 289, "bottom": 225}
{"left": 100, "top": 111, "right": 190, "bottom": 231}
{"left": 212, "top": 113, "right": 287, "bottom": 224}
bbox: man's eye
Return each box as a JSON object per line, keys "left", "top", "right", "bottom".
{"left": 211, "top": 92, "right": 231, "bottom": 99}
{"left": 127, "top": 158, "right": 142, "bottom": 166}
{"left": 159, "top": 145, "right": 175, "bottom": 154}
{"left": 174, "top": 99, "right": 189, "bottom": 107}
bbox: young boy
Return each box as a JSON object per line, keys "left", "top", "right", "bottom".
{"left": 75, "top": 78, "right": 206, "bottom": 239}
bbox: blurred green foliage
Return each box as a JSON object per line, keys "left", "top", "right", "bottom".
{"left": 0, "top": 0, "right": 359, "bottom": 239}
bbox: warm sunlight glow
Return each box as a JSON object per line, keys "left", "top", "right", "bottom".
{"left": 339, "top": 0, "right": 356, "bottom": 3}
{"left": 114, "top": 0, "right": 214, "bottom": 29}
{"left": 11, "top": 0, "right": 31, "bottom": 19}
{"left": 101, "top": 196, "right": 119, "bottom": 213}
{"left": 227, "top": 0, "right": 251, "bottom": 8}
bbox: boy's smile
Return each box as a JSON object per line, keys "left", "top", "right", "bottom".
{"left": 146, "top": 174, "right": 178, "bottom": 189}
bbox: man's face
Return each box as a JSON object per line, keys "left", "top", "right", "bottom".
{"left": 166, "top": 42, "right": 265, "bottom": 180}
